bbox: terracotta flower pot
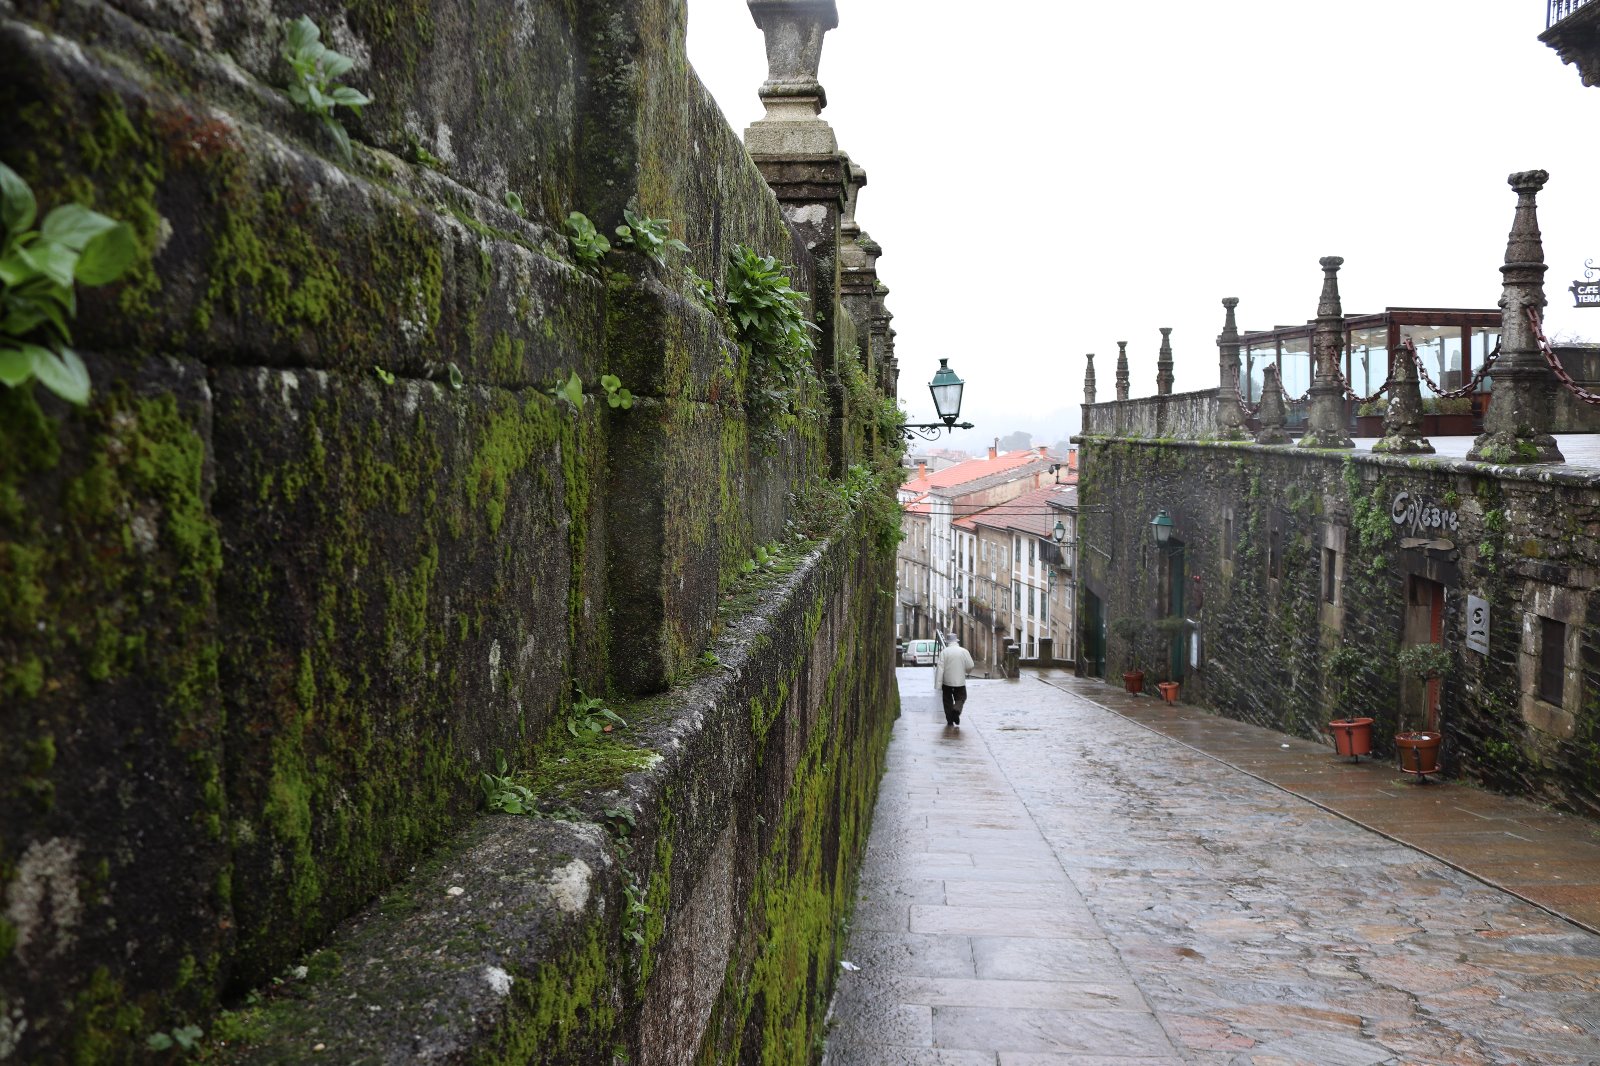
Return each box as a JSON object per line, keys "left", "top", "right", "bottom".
{"left": 1157, "top": 681, "right": 1180, "bottom": 705}
{"left": 1396, "top": 730, "right": 1443, "bottom": 776}
{"left": 1328, "top": 717, "right": 1374, "bottom": 759}
{"left": 1122, "top": 670, "right": 1144, "bottom": 694}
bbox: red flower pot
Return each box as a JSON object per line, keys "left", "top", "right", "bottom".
{"left": 1122, "top": 670, "right": 1144, "bottom": 694}
{"left": 1328, "top": 717, "right": 1374, "bottom": 759}
{"left": 1157, "top": 681, "right": 1180, "bottom": 705}
{"left": 1396, "top": 731, "right": 1443, "bottom": 776}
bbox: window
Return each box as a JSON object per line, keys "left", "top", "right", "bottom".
{"left": 1322, "top": 547, "right": 1339, "bottom": 605}
{"left": 1268, "top": 528, "right": 1281, "bottom": 580}
{"left": 1539, "top": 617, "right": 1566, "bottom": 705}
{"left": 1222, "top": 509, "right": 1234, "bottom": 562}
{"left": 1027, "top": 587, "right": 1035, "bottom": 616}
{"left": 1014, "top": 586, "right": 1021, "bottom": 611}
{"left": 1028, "top": 539, "right": 1036, "bottom": 564}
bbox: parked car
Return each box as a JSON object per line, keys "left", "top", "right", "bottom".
{"left": 902, "top": 638, "right": 940, "bottom": 667}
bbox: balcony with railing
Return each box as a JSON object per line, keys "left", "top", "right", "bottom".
{"left": 1549, "top": 0, "right": 1595, "bottom": 28}
{"left": 1542, "top": 0, "right": 1600, "bottom": 86}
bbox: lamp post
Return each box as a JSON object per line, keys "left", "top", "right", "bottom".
{"left": 901, "top": 358, "right": 975, "bottom": 440}
{"left": 1149, "top": 509, "right": 1174, "bottom": 546}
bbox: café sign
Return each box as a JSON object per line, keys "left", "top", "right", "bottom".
{"left": 1574, "top": 259, "right": 1599, "bottom": 309}
{"left": 1391, "top": 491, "right": 1459, "bottom": 536}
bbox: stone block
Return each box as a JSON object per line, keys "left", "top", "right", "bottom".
{"left": 209, "top": 366, "right": 585, "bottom": 983}
{"left": 0, "top": 355, "right": 229, "bottom": 1051}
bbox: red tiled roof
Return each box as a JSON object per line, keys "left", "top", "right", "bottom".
{"left": 962, "top": 484, "right": 1077, "bottom": 536}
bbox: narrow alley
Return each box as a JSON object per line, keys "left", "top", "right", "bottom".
{"left": 823, "top": 671, "right": 1600, "bottom": 1065}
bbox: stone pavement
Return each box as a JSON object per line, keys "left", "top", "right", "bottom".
{"left": 822, "top": 669, "right": 1600, "bottom": 1065}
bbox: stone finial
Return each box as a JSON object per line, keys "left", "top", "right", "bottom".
{"left": 1468, "top": 169, "right": 1563, "bottom": 464}
{"left": 1156, "top": 328, "right": 1174, "bottom": 395}
{"left": 1115, "top": 341, "right": 1129, "bottom": 402}
{"left": 745, "top": 0, "right": 840, "bottom": 156}
{"left": 1255, "top": 364, "right": 1290, "bottom": 445}
{"left": 843, "top": 157, "right": 868, "bottom": 234}
{"left": 1372, "top": 339, "right": 1434, "bottom": 454}
{"left": 1216, "top": 298, "right": 1247, "bottom": 440}
{"left": 1299, "top": 256, "right": 1354, "bottom": 449}
{"left": 1084, "top": 353, "right": 1097, "bottom": 406}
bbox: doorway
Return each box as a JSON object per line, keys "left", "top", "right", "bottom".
{"left": 1404, "top": 575, "right": 1445, "bottom": 730}
{"left": 1084, "top": 590, "right": 1106, "bottom": 678}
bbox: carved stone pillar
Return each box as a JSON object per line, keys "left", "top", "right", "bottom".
{"left": 838, "top": 155, "right": 879, "bottom": 379}
{"left": 1083, "top": 353, "right": 1097, "bottom": 406}
{"left": 1156, "top": 328, "right": 1174, "bottom": 395}
{"left": 1467, "top": 170, "right": 1564, "bottom": 464}
{"left": 1216, "top": 298, "right": 1247, "bottom": 440}
{"left": 1373, "top": 341, "right": 1433, "bottom": 454}
{"left": 1300, "top": 256, "right": 1354, "bottom": 449}
{"left": 1256, "top": 364, "right": 1290, "bottom": 445}
{"left": 745, "top": 0, "right": 851, "bottom": 471}
{"left": 1115, "top": 341, "right": 1130, "bottom": 402}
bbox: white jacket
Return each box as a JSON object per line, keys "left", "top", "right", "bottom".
{"left": 935, "top": 644, "right": 974, "bottom": 686}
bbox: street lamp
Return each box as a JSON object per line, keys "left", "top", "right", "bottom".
{"left": 1149, "top": 509, "right": 1174, "bottom": 546}
{"left": 1052, "top": 519, "right": 1067, "bottom": 545}
{"left": 901, "top": 358, "right": 976, "bottom": 441}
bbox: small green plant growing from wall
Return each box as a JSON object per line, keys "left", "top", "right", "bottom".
{"left": 281, "top": 16, "right": 371, "bottom": 163}
{"left": 600, "top": 373, "right": 633, "bottom": 409}
{"left": 612, "top": 208, "right": 688, "bottom": 268}
{"left": 566, "top": 690, "right": 626, "bottom": 740}
{"left": 0, "top": 163, "right": 136, "bottom": 405}
{"left": 480, "top": 754, "right": 536, "bottom": 813}
{"left": 503, "top": 191, "right": 525, "bottom": 217}
{"left": 565, "top": 212, "right": 610, "bottom": 271}
{"left": 725, "top": 245, "right": 819, "bottom": 436}
{"left": 146, "top": 1025, "right": 204, "bottom": 1053}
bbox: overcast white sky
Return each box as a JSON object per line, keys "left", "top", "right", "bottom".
{"left": 687, "top": 0, "right": 1599, "bottom": 452}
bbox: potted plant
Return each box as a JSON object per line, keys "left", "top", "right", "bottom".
{"left": 1110, "top": 616, "right": 1147, "bottom": 694}
{"left": 1153, "top": 615, "right": 1187, "bottom": 704}
{"left": 1420, "top": 395, "right": 1475, "bottom": 436}
{"left": 1394, "top": 642, "right": 1451, "bottom": 778}
{"left": 1354, "top": 398, "right": 1386, "bottom": 437}
{"left": 1325, "top": 645, "right": 1373, "bottom": 759}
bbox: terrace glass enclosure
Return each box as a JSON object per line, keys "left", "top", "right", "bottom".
{"left": 1240, "top": 308, "right": 1501, "bottom": 429}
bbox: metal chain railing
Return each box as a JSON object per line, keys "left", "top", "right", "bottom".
{"left": 1529, "top": 305, "right": 1600, "bottom": 406}
{"left": 1403, "top": 335, "right": 1500, "bottom": 398}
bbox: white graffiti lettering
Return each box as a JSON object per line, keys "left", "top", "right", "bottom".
{"left": 1390, "top": 491, "right": 1459, "bottom": 536}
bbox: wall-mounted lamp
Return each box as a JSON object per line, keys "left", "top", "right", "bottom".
{"left": 1149, "top": 509, "right": 1174, "bottom": 546}
{"left": 1052, "top": 519, "right": 1067, "bottom": 545}
{"left": 900, "top": 358, "right": 976, "bottom": 441}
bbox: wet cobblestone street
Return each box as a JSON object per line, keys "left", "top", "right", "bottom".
{"left": 823, "top": 671, "right": 1600, "bottom": 1065}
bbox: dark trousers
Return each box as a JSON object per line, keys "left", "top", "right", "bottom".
{"left": 941, "top": 684, "right": 967, "bottom": 723}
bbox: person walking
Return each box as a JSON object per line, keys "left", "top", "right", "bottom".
{"left": 934, "top": 635, "right": 975, "bottom": 727}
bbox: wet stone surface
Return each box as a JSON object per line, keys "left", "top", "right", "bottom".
{"left": 823, "top": 670, "right": 1600, "bottom": 1065}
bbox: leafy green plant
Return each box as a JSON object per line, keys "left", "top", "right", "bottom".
{"left": 600, "top": 373, "right": 634, "bottom": 409}
{"left": 685, "top": 266, "right": 716, "bottom": 311}
{"left": 281, "top": 16, "right": 371, "bottom": 163}
{"left": 480, "top": 753, "right": 535, "bottom": 814}
{"left": 146, "top": 1026, "right": 203, "bottom": 1052}
{"left": 623, "top": 876, "right": 651, "bottom": 946}
{"left": 550, "top": 369, "right": 585, "bottom": 408}
{"left": 699, "top": 651, "right": 720, "bottom": 667}
{"left": 725, "top": 245, "right": 819, "bottom": 434}
{"left": 1325, "top": 645, "right": 1366, "bottom": 716}
{"left": 504, "top": 191, "right": 525, "bottom": 217}
{"left": 1396, "top": 642, "right": 1452, "bottom": 681}
{"left": 613, "top": 208, "right": 688, "bottom": 267}
{"left": 565, "top": 212, "right": 610, "bottom": 271}
{"left": 0, "top": 163, "right": 136, "bottom": 405}
{"left": 373, "top": 365, "right": 395, "bottom": 385}
{"left": 567, "top": 690, "right": 626, "bottom": 740}
{"left": 446, "top": 362, "right": 464, "bottom": 390}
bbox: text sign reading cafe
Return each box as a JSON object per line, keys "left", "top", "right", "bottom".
{"left": 1575, "top": 259, "right": 1599, "bottom": 309}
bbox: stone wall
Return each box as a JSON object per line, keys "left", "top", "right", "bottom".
{"left": 1082, "top": 390, "right": 1220, "bottom": 439}
{"left": 1076, "top": 436, "right": 1600, "bottom": 818}
{"left": 0, "top": 0, "right": 901, "bottom": 1059}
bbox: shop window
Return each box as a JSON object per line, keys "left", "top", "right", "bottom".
{"left": 1539, "top": 617, "right": 1566, "bottom": 706}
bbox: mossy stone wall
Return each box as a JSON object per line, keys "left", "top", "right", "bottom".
{"left": 0, "top": 0, "right": 902, "bottom": 1059}
{"left": 1078, "top": 436, "right": 1600, "bottom": 817}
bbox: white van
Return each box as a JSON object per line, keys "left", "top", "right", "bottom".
{"left": 901, "top": 638, "right": 940, "bottom": 667}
